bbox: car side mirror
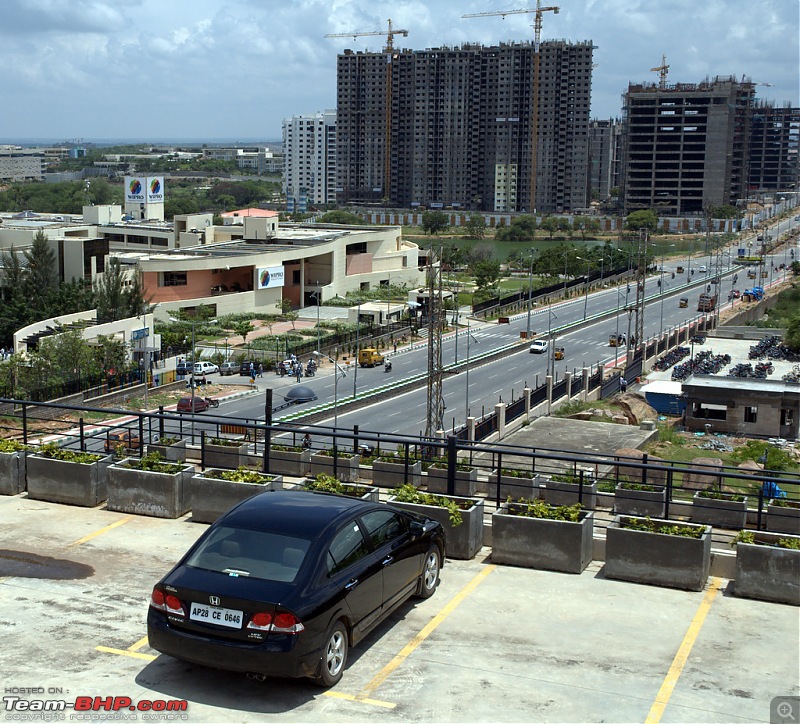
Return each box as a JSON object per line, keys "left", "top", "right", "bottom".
{"left": 409, "top": 520, "right": 425, "bottom": 537}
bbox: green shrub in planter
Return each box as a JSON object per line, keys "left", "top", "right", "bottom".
{"left": 732, "top": 531, "right": 800, "bottom": 605}
{"left": 301, "top": 474, "right": 378, "bottom": 501}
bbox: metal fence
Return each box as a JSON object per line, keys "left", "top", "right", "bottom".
{"left": 4, "top": 398, "right": 798, "bottom": 536}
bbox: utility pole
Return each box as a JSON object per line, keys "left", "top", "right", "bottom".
{"left": 425, "top": 248, "right": 445, "bottom": 439}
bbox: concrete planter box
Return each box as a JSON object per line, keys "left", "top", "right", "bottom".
{"left": 106, "top": 458, "right": 194, "bottom": 518}
{"left": 605, "top": 515, "right": 712, "bottom": 592}
{"left": 204, "top": 440, "right": 249, "bottom": 470}
{"left": 488, "top": 470, "right": 540, "bottom": 501}
{"left": 426, "top": 465, "right": 478, "bottom": 497}
{"left": 145, "top": 439, "right": 187, "bottom": 463}
{"left": 310, "top": 453, "right": 360, "bottom": 482}
{"left": 265, "top": 448, "right": 311, "bottom": 477}
{"left": 614, "top": 485, "right": 666, "bottom": 517}
{"left": 491, "top": 503, "right": 593, "bottom": 573}
{"left": 733, "top": 531, "right": 800, "bottom": 606}
{"left": 0, "top": 449, "right": 28, "bottom": 495}
{"left": 373, "top": 458, "right": 423, "bottom": 488}
{"left": 191, "top": 470, "right": 283, "bottom": 524}
{"left": 296, "top": 479, "right": 379, "bottom": 503}
{"left": 389, "top": 494, "right": 484, "bottom": 561}
{"left": 542, "top": 477, "right": 597, "bottom": 510}
{"left": 692, "top": 492, "right": 748, "bottom": 529}
{"left": 766, "top": 501, "right": 800, "bottom": 535}
{"left": 27, "top": 453, "right": 112, "bottom": 507}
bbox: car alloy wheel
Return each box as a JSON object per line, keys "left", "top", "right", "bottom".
{"left": 316, "top": 620, "right": 347, "bottom": 687}
{"left": 417, "top": 545, "right": 440, "bottom": 599}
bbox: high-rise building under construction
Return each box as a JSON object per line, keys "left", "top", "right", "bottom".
{"left": 334, "top": 40, "right": 594, "bottom": 214}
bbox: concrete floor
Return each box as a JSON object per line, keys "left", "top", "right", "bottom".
{"left": 0, "top": 492, "right": 797, "bottom": 723}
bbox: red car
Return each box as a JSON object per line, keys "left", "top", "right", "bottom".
{"left": 176, "top": 396, "right": 210, "bottom": 413}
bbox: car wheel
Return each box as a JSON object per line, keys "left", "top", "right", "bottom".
{"left": 315, "top": 620, "right": 348, "bottom": 687}
{"left": 416, "top": 545, "right": 440, "bottom": 599}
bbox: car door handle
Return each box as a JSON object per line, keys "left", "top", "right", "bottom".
{"left": 344, "top": 578, "right": 359, "bottom": 590}
{"left": 382, "top": 556, "right": 393, "bottom": 566}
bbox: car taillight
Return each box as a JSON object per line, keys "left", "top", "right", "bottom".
{"left": 247, "top": 610, "right": 304, "bottom": 634}
{"left": 150, "top": 588, "right": 165, "bottom": 609}
{"left": 165, "top": 595, "right": 185, "bottom": 616}
{"left": 248, "top": 612, "right": 272, "bottom": 630}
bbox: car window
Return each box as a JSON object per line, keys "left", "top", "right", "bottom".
{"left": 186, "top": 525, "right": 311, "bottom": 583}
{"left": 359, "top": 510, "right": 407, "bottom": 549}
{"left": 327, "top": 520, "right": 370, "bottom": 574}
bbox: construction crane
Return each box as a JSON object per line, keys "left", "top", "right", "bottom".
{"left": 463, "top": 1, "right": 560, "bottom": 215}
{"left": 650, "top": 54, "right": 670, "bottom": 89}
{"left": 325, "top": 19, "right": 409, "bottom": 203}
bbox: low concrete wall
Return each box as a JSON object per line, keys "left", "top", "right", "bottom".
{"left": 106, "top": 461, "right": 193, "bottom": 518}
{"left": 27, "top": 454, "right": 111, "bottom": 507}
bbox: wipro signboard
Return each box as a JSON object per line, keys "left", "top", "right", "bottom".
{"left": 125, "top": 176, "right": 165, "bottom": 203}
{"left": 257, "top": 266, "right": 285, "bottom": 290}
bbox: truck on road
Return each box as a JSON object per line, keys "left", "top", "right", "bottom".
{"left": 697, "top": 293, "right": 717, "bottom": 312}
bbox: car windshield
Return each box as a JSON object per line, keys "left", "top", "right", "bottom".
{"left": 186, "top": 525, "right": 311, "bottom": 583}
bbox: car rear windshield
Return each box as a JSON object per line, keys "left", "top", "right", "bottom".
{"left": 186, "top": 525, "right": 311, "bottom": 583}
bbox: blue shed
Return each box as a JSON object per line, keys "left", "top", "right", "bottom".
{"left": 640, "top": 380, "right": 686, "bottom": 416}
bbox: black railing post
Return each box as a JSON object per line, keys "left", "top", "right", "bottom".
{"left": 446, "top": 435, "right": 457, "bottom": 497}
{"left": 578, "top": 469, "right": 585, "bottom": 507}
{"left": 79, "top": 418, "right": 85, "bottom": 451}
{"left": 665, "top": 468, "right": 673, "bottom": 520}
{"left": 403, "top": 441, "right": 410, "bottom": 485}
{"left": 158, "top": 405, "right": 164, "bottom": 440}
{"left": 757, "top": 488, "right": 764, "bottom": 530}
{"left": 496, "top": 452, "right": 502, "bottom": 507}
{"left": 353, "top": 424, "right": 359, "bottom": 456}
{"left": 642, "top": 453, "right": 648, "bottom": 487}
{"left": 333, "top": 437, "right": 338, "bottom": 479}
{"left": 21, "top": 402, "right": 27, "bottom": 446}
{"left": 138, "top": 414, "right": 145, "bottom": 458}
{"left": 263, "top": 426, "right": 271, "bottom": 474}
{"left": 200, "top": 430, "right": 206, "bottom": 472}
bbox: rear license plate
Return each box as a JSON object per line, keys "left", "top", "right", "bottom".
{"left": 189, "top": 602, "right": 243, "bottom": 629}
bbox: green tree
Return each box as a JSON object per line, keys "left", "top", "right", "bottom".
{"left": 464, "top": 213, "right": 486, "bottom": 240}
{"left": 495, "top": 215, "right": 537, "bottom": 241}
{"left": 625, "top": 209, "right": 659, "bottom": 232}
{"left": 94, "top": 258, "right": 127, "bottom": 323}
{"left": 0, "top": 246, "right": 25, "bottom": 302}
{"left": 421, "top": 210, "right": 449, "bottom": 235}
{"left": 710, "top": 205, "right": 740, "bottom": 219}
{"left": 280, "top": 299, "right": 298, "bottom": 330}
{"left": 124, "top": 266, "right": 153, "bottom": 318}
{"left": 316, "top": 210, "right": 363, "bottom": 225}
{"left": 539, "top": 217, "right": 559, "bottom": 239}
{"left": 23, "top": 231, "right": 59, "bottom": 317}
{"left": 471, "top": 259, "right": 501, "bottom": 290}
{"left": 232, "top": 319, "right": 254, "bottom": 345}
{"left": 785, "top": 317, "right": 800, "bottom": 351}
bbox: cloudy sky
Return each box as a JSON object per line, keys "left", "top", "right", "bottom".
{"left": 1, "top": 0, "right": 797, "bottom": 143}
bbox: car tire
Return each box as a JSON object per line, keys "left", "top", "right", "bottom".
{"left": 415, "top": 545, "right": 441, "bottom": 599}
{"left": 314, "top": 620, "right": 348, "bottom": 687}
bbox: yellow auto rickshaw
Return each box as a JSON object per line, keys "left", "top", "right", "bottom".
{"left": 554, "top": 346, "right": 565, "bottom": 360}
{"left": 608, "top": 334, "right": 618, "bottom": 347}
{"left": 679, "top": 297, "right": 689, "bottom": 308}
{"left": 676, "top": 265, "right": 684, "bottom": 274}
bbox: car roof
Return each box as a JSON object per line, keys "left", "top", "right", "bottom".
{"left": 220, "top": 489, "right": 381, "bottom": 537}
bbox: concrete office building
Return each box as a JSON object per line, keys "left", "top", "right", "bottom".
{"left": 0, "top": 148, "right": 47, "bottom": 182}
{"left": 282, "top": 111, "right": 337, "bottom": 211}
{"left": 335, "top": 40, "right": 594, "bottom": 214}
{"left": 622, "top": 76, "right": 755, "bottom": 216}
{"left": 747, "top": 103, "right": 800, "bottom": 193}
{"left": 588, "top": 119, "right": 623, "bottom": 202}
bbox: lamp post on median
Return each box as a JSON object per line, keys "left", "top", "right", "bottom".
{"left": 170, "top": 315, "right": 217, "bottom": 442}
{"left": 525, "top": 248, "right": 537, "bottom": 339}
{"left": 575, "top": 256, "right": 591, "bottom": 320}
{"left": 312, "top": 349, "right": 347, "bottom": 429}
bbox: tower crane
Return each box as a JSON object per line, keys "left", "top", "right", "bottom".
{"left": 463, "top": 1, "right": 560, "bottom": 215}
{"left": 650, "top": 54, "right": 670, "bottom": 89}
{"left": 325, "top": 19, "right": 409, "bottom": 203}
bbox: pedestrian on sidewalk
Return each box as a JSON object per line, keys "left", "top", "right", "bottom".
{"left": 296, "top": 364, "right": 303, "bottom": 382}
{"left": 620, "top": 376, "right": 628, "bottom": 394}
{"left": 257, "top": 363, "right": 263, "bottom": 378}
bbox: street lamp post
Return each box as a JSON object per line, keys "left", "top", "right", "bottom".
{"left": 312, "top": 350, "right": 347, "bottom": 429}
{"left": 170, "top": 316, "right": 216, "bottom": 442}
{"left": 316, "top": 281, "right": 321, "bottom": 354}
{"left": 525, "top": 248, "right": 536, "bottom": 339}
{"left": 575, "top": 256, "right": 591, "bottom": 320}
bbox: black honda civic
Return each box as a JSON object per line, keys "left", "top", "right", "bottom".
{"left": 147, "top": 489, "right": 445, "bottom": 686}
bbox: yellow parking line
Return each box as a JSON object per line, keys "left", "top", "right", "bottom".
{"left": 645, "top": 577, "right": 723, "bottom": 724}
{"left": 96, "top": 645, "right": 157, "bottom": 661}
{"left": 359, "top": 564, "right": 496, "bottom": 699}
{"left": 127, "top": 635, "right": 150, "bottom": 652}
{"left": 324, "top": 691, "right": 396, "bottom": 709}
{"left": 66, "top": 515, "right": 134, "bottom": 548}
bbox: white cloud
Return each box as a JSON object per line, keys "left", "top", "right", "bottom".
{"left": 0, "top": 0, "right": 795, "bottom": 139}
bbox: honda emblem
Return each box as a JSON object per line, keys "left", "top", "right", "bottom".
{"left": 209, "top": 596, "right": 220, "bottom": 606}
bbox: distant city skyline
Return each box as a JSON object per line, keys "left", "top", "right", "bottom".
{"left": 0, "top": 0, "right": 797, "bottom": 140}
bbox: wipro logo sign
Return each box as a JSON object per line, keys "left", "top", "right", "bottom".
{"left": 126, "top": 176, "right": 145, "bottom": 201}
{"left": 150, "top": 178, "right": 161, "bottom": 195}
